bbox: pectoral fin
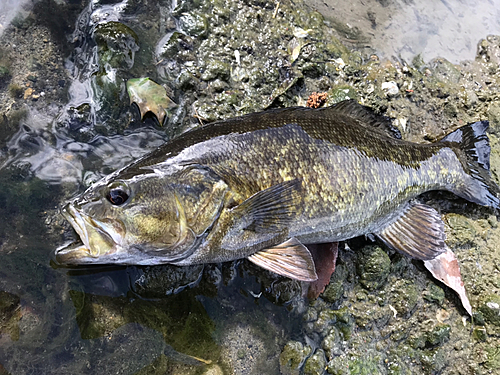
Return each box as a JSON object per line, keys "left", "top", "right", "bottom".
{"left": 232, "top": 179, "right": 302, "bottom": 232}
{"left": 377, "top": 202, "right": 447, "bottom": 260}
{"left": 247, "top": 238, "right": 318, "bottom": 281}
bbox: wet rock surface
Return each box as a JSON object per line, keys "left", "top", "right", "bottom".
{"left": 1, "top": 0, "right": 500, "bottom": 374}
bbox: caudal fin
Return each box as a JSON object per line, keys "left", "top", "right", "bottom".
{"left": 441, "top": 121, "right": 500, "bottom": 208}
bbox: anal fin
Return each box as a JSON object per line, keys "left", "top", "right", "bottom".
{"left": 247, "top": 238, "right": 318, "bottom": 282}
{"left": 377, "top": 202, "right": 447, "bottom": 260}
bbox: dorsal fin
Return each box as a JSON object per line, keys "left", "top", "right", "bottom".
{"left": 377, "top": 202, "right": 447, "bottom": 260}
{"left": 329, "top": 100, "right": 402, "bottom": 139}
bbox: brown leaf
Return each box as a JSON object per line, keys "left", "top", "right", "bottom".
{"left": 424, "top": 247, "right": 472, "bottom": 316}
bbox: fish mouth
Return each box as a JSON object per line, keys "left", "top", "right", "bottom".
{"left": 56, "top": 203, "right": 123, "bottom": 264}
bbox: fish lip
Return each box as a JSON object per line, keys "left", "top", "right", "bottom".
{"left": 54, "top": 241, "right": 91, "bottom": 265}
{"left": 57, "top": 202, "right": 122, "bottom": 263}
{"left": 60, "top": 202, "right": 92, "bottom": 253}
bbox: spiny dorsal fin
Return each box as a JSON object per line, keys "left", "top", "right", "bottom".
{"left": 247, "top": 238, "right": 318, "bottom": 281}
{"left": 232, "top": 180, "right": 302, "bottom": 232}
{"left": 329, "top": 100, "right": 402, "bottom": 139}
{"left": 377, "top": 202, "right": 446, "bottom": 260}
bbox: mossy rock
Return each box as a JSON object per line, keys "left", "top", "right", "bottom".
{"left": 327, "top": 354, "right": 381, "bottom": 375}
{"left": 322, "top": 263, "right": 348, "bottom": 303}
{"left": 356, "top": 245, "right": 391, "bottom": 291}
{"left": 478, "top": 293, "right": 500, "bottom": 326}
{"left": 93, "top": 21, "right": 139, "bottom": 69}
{"left": 425, "top": 324, "right": 450, "bottom": 347}
{"left": 179, "top": 11, "right": 208, "bottom": 37}
{"left": 0, "top": 65, "right": 10, "bottom": 86}
{"left": 386, "top": 279, "right": 419, "bottom": 317}
{"left": 422, "top": 283, "right": 445, "bottom": 305}
{"left": 201, "top": 60, "right": 230, "bottom": 81}
{"left": 159, "top": 32, "right": 195, "bottom": 60}
{"left": 279, "top": 341, "right": 311, "bottom": 375}
{"left": 303, "top": 349, "right": 326, "bottom": 375}
{"left": 326, "top": 86, "right": 357, "bottom": 106}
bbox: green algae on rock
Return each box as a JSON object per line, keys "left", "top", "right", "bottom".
{"left": 279, "top": 341, "right": 312, "bottom": 375}
{"left": 356, "top": 245, "right": 391, "bottom": 291}
{"left": 478, "top": 294, "right": 500, "bottom": 326}
{"left": 304, "top": 349, "right": 327, "bottom": 375}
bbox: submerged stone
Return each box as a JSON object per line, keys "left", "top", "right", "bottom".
{"left": 93, "top": 21, "right": 139, "bottom": 70}
{"left": 422, "top": 283, "right": 445, "bottom": 305}
{"left": 303, "top": 349, "right": 327, "bottom": 375}
{"left": 279, "top": 341, "right": 312, "bottom": 375}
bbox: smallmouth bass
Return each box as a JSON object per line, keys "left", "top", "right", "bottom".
{"left": 56, "top": 100, "right": 500, "bottom": 281}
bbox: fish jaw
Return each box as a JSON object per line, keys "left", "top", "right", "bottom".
{"left": 56, "top": 203, "right": 124, "bottom": 264}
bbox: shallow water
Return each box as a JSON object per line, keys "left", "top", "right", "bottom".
{"left": 1, "top": 0, "right": 500, "bottom": 374}
{"left": 309, "top": 0, "right": 500, "bottom": 64}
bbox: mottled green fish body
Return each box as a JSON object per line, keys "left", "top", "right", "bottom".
{"left": 56, "top": 101, "right": 499, "bottom": 282}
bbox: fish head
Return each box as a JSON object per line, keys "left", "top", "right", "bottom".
{"left": 55, "top": 166, "right": 229, "bottom": 265}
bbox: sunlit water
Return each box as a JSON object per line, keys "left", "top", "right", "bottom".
{"left": 1, "top": 0, "right": 499, "bottom": 373}
{"left": 309, "top": 0, "right": 500, "bottom": 64}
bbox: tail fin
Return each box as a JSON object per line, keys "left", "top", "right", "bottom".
{"left": 441, "top": 121, "right": 500, "bottom": 209}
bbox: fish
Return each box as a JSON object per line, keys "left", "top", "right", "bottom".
{"left": 55, "top": 100, "right": 500, "bottom": 284}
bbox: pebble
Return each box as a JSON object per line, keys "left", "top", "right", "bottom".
{"left": 23, "top": 87, "right": 34, "bottom": 99}
{"left": 381, "top": 81, "right": 399, "bottom": 96}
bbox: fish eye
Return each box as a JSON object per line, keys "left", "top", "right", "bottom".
{"left": 105, "top": 182, "right": 130, "bottom": 206}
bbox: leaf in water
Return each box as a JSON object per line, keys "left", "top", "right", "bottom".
{"left": 424, "top": 247, "right": 472, "bottom": 316}
{"left": 126, "top": 78, "right": 176, "bottom": 125}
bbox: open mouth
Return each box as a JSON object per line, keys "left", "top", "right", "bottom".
{"left": 60, "top": 203, "right": 92, "bottom": 252}
{"left": 55, "top": 203, "right": 120, "bottom": 264}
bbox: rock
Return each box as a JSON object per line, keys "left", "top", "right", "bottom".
{"left": 381, "top": 81, "right": 399, "bottom": 96}
{"left": 303, "top": 349, "right": 327, "bottom": 375}
{"left": 387, "top": 279, "right": 419, "bottom": 317}
{"left": 422, "top": 283, "right": 445, "bottom": 305}
{"left": 425, "top": 324, "right": 451, "bottom": 347}
{"left": 356, "top": 245, "right": 391, "bottom": 291}
{"left": 93, "top": 21, "right": 139, "bottom": 70}
{"left": 478, "top": 294, "right": 500, "bottom": 326}
{"left": 179, "top": 12, "right": 208, "bottom": 37}
{"left": 279, "top": 341, "right": 312, "bottom": 375}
